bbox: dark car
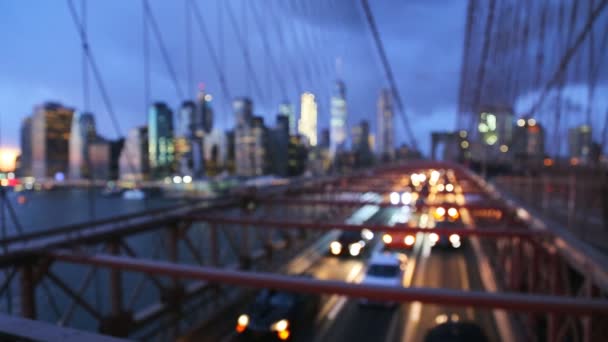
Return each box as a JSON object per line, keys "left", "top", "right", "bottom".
{"left": 424, "top": 321, "right": 489, "bottom": 342}
{"left": 429, "top": 219, "right": 464, "bottom": 250}
{"left": 328, "top": 230, "right": 366, "bottom": 257}
{"left": 235, "top": 289, "right": 319, "bottom": 341}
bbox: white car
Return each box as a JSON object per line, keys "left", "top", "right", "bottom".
{"left": 359, "top": 252, "right": 407, "bottom": 307}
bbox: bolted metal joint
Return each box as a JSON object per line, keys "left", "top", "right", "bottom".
{"left": 98, "top": 310, "right": 134, "bottom": 337}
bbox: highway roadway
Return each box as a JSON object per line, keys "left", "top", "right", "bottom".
{"left": 182, "top": 201, "right": 502, "bottom": 341}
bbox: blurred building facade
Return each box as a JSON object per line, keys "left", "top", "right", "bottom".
{"left": 568, "top": 124, "right": 592, "bottom": 163}
{"left": 330, "top": 81, "right": 347, "bottom": 161}
{"left": 376, "top": 89, "right": 394, "bottom": 160}
{"left": 298, "top": 92, "right": 317, "bottom": 147}
{"left": 68, "top": 112, "right": 97, "bottom": 179}
{"left": 18, "top": 117, "right": 32, "bottom": 177}
{"left": 352, "top": 120, "right": 373, "bottom": 168}
{"left": 148, "top": 102, "right": 175, "bottom": 179}
{"left": 119, "top": 126, "right": 149, "bottom": 181}
{"left": 31, "top": 102, "right": 74, "bottom": 180}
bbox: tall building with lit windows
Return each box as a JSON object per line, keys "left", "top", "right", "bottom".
{"left": 31, "top": 102, "right": 74, "bottom": 180}
{"left": 376, "top": 89, "right": 394, "bottom": 159}
{"left": 69, "top": 112, "right": 97, "bottom": 179}
{"left": 148, "top": 102, "right": 175, "bottom": 179}
{"left": 298, "top": 92, "right": 317, "bottom": 147}
{"left": 279, "top": 102, "right": 296, "bottom": 135}
{"left": 330, "top": 81, "right": 347, "bottom": 159}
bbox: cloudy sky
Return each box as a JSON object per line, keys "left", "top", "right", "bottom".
{"left": 0, "top": 0, "right": 467, "bottom": 155}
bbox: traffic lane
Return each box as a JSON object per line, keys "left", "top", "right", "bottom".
{"left": 209, "top": 207, "right": 393, "bottom": 342}
{"left": 315, "top": 302, "right": 401, "bottom": 342}
{"left": 404, "top": 245, "right": 500, "bottom": 342}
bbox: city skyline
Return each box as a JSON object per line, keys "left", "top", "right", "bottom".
{"left": 0, "top": 1, "right": 469, "bottom": 156}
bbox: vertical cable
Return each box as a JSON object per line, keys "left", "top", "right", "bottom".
{"left": 186, "top": 0, "right": 193, "bottom": 97}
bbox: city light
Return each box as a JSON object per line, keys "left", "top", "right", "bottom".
{"left": 528, "top": 118, "right": 536, "bottom": 126}
{"left": 517, "top": 118, "right": 526, "bottom": 127}
{"left": 500, "top": 145, "right": 509, "bottom": 153}
{"left": 183, "top": 175, "right": 193, "bottom": 184}
{"left": 390, "top": 192, "right": 400, "bottom": 205}
{"left": 0, "top": 148, "right": 18, "bottom": 172}
{"left": 401, "top": 192, "right": 412, "bottom": 205}
{"left": 459, "top": 130, "right": 467, "bottom": 138}
{"left": 173, "top": 175, "right": 182, "bottom": 184}
{"left": 544, "top": 158, "right": 554, "bottom": 167}
{"left": 461, "top": 141, "right": 469, "bottom": 149}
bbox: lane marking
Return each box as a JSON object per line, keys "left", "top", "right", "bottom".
{"left": 456, "top": 254, "right": 475, "bottom": 320}
{"left": 461, "top": 207, "right": 517, "bottom": 342}
{"left": 402, "top": 234, "right": 431, "bottom": 342}
{"left": 326, "top": 263, "right": 363, "bottom": 320}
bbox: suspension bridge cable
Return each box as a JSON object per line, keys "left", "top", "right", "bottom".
{"left": 189, "top": 0, "right": 232, "bottom": 105}
{"left": 283, "top": 0, "right": 315, "bottom": 89}
{"left": 268, "top": 0, "right": 304, "bottom": 97}
{"left": 250, "top": 1, "right": 288, "bottom": 101}
{"left": 525, "top": 0, "right": 608, "bottom": 118}
{"left": 359, "top": 0, "right": 419, "bottom": 150}
{"left": 66, "top": 0, "right": 139, "bottom": 179}
{"left": 143, "top": 0, "right": 185, "bottom": 101}
{"left": 185, "top": 0, "right": 193, "bottom": 96}
{"left": 224, "top": 0, "right": 266, "bottom": 103}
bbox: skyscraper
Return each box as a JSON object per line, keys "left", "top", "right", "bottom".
{"left": 512, "top": 117, "right": 545, "bottom": 161}
{"left": 269, "top": 114, "right": 290, "bottom": 176}
{"left": 119, "top": 126, "right": 149, "bottom": 181}
{"left": 234, "top": 97, "right": 255, "bottom": 176}
{"left": 568, "top": 125, "right": 592, "bottom": 162}
{"left": 68, "top": 112, "right": 97, "bottom": 179}
{"left": 176, "top": 101, "right": 196, "bottom": 176}
{"left": 330, "top": 81, "right": 347, "bottom": 159}
{"left": 352, "top": 120, "right": 373, "bottom": 168}
{"left": 234, "top": 97, "right": 253, "bottom": 128}
{"left": 298, "top": 92, "right": 317, "bottom": 147}
{"left": 31, "top": 102, "right": 74, "bottom": 179}
{"left": 279, "top": 102, "right": 296, "bottom": 135}
{"left": 377, "top": 89, "right": 394, "bottom": 158}
{"left": 195, "top": 87, "right": 214, "bottom": 136}
{"left": 18, "top": 117, "right": 32, "bottom": 177}
{"left": 148, "top": 102, "right": 175, "bottom": 178}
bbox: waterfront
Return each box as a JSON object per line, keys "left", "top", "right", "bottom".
{"left": 1, "top": 188, "right": 185, "bottom": 237}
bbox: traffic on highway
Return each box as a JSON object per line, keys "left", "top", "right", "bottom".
{"left": 183, "top": 168, "right": 503, "bottom": 342}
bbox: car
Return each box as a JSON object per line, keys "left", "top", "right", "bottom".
{"left": 359, "top": 252, "right": 407, "bottom": 307}
{"left": 235, "top": 289, "right": 319, "bottom": 341}
{"left": 329, "top": 231, "right": 367, "bottom": 257}
{"left": 424, "top": 314, "right": 488, "bottom": 342}
{"left": 381, "top": 231, "right": 417, "bottom": 249}
{"left": 429, "top": 219, "right": 464, "bottom": 250}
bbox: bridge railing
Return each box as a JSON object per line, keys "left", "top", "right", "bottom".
{"left": 493, "top": 175, "right": 608, "bottom": 253}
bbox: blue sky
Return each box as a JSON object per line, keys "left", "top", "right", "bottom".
{"left": 0, "top": 0, "right": 467, "bottom": 155}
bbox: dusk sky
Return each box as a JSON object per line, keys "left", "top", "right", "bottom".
{"left": 0, "top": 0, "right": 466, "bottom": 156}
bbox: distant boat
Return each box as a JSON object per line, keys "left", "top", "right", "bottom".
{"left": 122, "top": 189, "right": 146, "bottom": 200}
{"left": 101, "top": 185, "right": 124, "bottom": 197}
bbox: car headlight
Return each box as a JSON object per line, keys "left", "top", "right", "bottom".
{"left": 236, "top": 314, "right": 249, "bottom": 333}
{"left": 382, "top": 234, "right": 392, "bottom": 244}
{"left": 429, "top": 233, "right": 439, "bottom": 243}
{"left": 349, "top": 243, "right": 362, "bottom": 256}
{"left": 330, "top": 241, "right": 342, "bottom": 255}
{"left": 361, "top": 228, "right": 374, "bottom": 240}
{"left": 271, "top": 319, "right": 289, "bottom": 332}
{"left": 449, "top": 234, "right": 460, "bottom": 244}
{"left": 389, "top": 192, "right": 400, "bottom": 205}
{"left": 404, "top": 235, "right": 415, "bottom": 246}
{"left": 447, "top": 207, "right": 459, "bottom": 218}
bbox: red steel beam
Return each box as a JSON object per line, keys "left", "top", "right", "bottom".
{"left": 49, "top": 252, "right": 608, "bottom": 315}
{"left": 255, "top": 197, "right": 504, "bottom": 211}
{"left": 189, "top": 215, "right": 545, "bottom": 239}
